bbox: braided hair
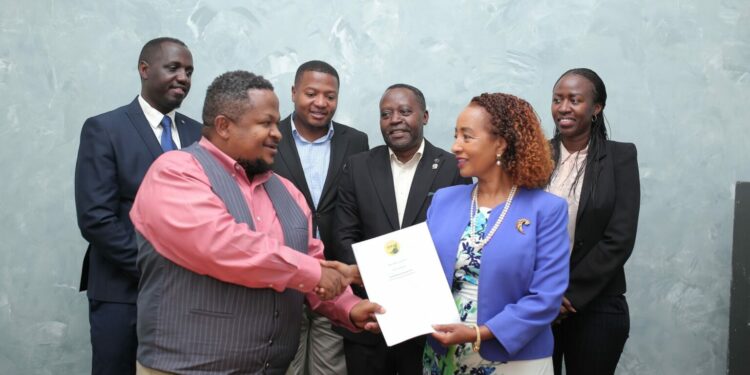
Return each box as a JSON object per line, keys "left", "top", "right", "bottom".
{"left": 550, "top": 68, "right": 609, "bottom": 195}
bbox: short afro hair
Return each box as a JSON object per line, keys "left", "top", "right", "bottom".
{"left": 294, "top": 60, "right": 339, "bottom": 87}
{"left": 138, "top": 37, "right": 187, "bottom": 63}
{"left": 383, "top": 83, "right": 427, "bottom": 112}
{"left": 202, "top": 70, "right": 274, "bottom": 127}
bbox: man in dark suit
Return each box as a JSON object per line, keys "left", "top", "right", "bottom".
{"left": 333, "top": 84, "right": 471, "bottom": 374}
{"left": 74, "top": 37, "right": 202, "bottom": 375}
{"left": 272, "top": 60, "right": 369, "bottom": 375}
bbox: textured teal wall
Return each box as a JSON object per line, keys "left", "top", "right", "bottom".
{"left": 1, "top": 0, "right": 749, "bottom": 373}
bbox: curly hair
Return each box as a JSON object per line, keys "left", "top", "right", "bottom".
{"left": 470, "top": 93, "right": 554, "bottom": 188}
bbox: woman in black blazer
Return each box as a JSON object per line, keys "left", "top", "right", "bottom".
{"left": 546, "top": 68, "right": 640, "bottom": 375}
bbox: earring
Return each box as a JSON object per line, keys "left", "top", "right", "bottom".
{"left": 496, "top": 153, "right": 502, "bottom": 167}
{"left": 592, "top": 114, "right": 598, "bottom": 123}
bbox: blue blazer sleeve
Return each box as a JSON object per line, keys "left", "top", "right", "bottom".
{"left": 485, "top": 196, "right": 569, "bottom": 356}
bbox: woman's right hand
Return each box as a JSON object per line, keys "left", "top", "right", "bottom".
{"left": 554, "top": 296, "right": 577, "bottom": 324}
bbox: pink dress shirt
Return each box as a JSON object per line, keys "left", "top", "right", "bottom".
{"left": 130, "top": 137, "right": 360, "bottom": 330}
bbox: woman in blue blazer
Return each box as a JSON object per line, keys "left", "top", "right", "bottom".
{"left": 547, "top": 68, "right": 640, "bottom": 375}
{"left": 425, "top": 93, "right": 570, "bottom": 374}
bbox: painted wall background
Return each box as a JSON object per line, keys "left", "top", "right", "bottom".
{"left": 1, "top": 0, "right": 749, "bottom": 373}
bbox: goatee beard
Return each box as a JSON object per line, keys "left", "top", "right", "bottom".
{"left": 238, "top": 158, "right": 272, "bottom": 181}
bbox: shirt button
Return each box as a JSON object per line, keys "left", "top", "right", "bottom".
{"left": 265, "top": 362, "right": 270, "bottom": 368}
{"left": 274, "top": 310, "right": 280, "bottom": 318}
{"left": 268, "top": 339, "right": 273, "bottom": 345}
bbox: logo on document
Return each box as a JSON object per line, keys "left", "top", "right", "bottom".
{"left": 384, "top": 240, "right": 400, "bottom": 256}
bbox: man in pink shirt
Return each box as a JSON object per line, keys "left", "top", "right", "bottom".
{"left": 130, "top": 70, "right": 382, "bottom": 374}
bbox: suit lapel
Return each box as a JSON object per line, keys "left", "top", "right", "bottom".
{"left": 125, "top": 98, "right": 163, "bottom": 159}
{"left": 401, "top": 141, "right": 441, "bottom": 227}
{"left": 174, "top": 113, "right": 197, "bottom": 148}
{"left": 276, "top": 117, "right": 313, "bottom": 204}
{"left": 575, "top": 143, "right": 607, "bottom": 225}
{"left": 369, "top": 148, "right": 399, "bottom": 230}
{"left": 318, "top": 123, "right": 349, "bottom": 208}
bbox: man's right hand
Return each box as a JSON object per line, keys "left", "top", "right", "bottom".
{"left": 315, "top": 266, "right": 348, "bottom": 300}
{"left": 320, "top": 260, "right": 363, "bottom": 287}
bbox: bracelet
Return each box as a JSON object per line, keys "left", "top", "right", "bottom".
{"left": 469, "top": 324, "right": 481, "bottom": 352}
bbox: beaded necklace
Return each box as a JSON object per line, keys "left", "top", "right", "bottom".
{"left": 467, "top": 184, "right": 517, "bottom": 250}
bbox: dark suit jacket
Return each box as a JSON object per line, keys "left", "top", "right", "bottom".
{"left": 332, "top": 140, "right": 471, "bottom": 344}
{"left": 566, "top": 140, "right": 640, "bottom": 311}
{"left": 74, "top": 97, "right": 202, "bottom": 303}
{"left": 272, "top": 115, "right": 369, "bottom": 259}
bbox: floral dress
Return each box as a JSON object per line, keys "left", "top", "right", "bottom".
{"left": 423, "top": 207, "right": 553, "bottom": 375}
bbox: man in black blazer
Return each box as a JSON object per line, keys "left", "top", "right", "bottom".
{"left": 333, "top": 84, "right": 471, "bottom": 375}
{"left": 74, "top": 37, "right": 202, "bottom": 375}
{"left": 272, "top": 60, "right": 368, "bottom": 375}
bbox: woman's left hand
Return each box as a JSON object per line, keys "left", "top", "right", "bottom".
{"left": 431, "top": 324, "right": 477, "bottom": 346}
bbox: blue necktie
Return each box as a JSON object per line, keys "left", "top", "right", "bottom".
{"left": 160, "top": 116, "right": 176, "bottom": 151}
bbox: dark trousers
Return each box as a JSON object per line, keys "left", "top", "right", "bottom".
{"left": 89, "top": 299, "right": 137, "bottom": 375}
{"left": 343, "top": 335, "right": 425, "bottom": 375}
{"left": 552, "top": 295, "right": 630, "bottom": 375}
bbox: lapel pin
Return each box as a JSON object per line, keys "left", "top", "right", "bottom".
{"left": 516, "top": 218, "right": 530, "bottom": 234}
{"left": 432, "top": 158, "right": 440, "bottom": 170}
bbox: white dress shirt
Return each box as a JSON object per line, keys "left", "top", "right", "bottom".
{"left": 138, "top": 95, "right": 181, "bottom": 149}
{"left": 389, "top": 140, "right": 425, "bottom": 227}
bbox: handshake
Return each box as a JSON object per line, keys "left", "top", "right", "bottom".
{"left": 314, "top": 260, "right": 383, "bottom": 333}
{"left": 314, "top": 260, "right": 363, "bottom": 301}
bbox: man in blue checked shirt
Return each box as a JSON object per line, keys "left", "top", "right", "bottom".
{"left": 272, "top": 60, "right": 369, "bottom": 375}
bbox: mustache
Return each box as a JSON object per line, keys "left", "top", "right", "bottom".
{"left": 386, "top": 126, "right": 412, "bottom": 134}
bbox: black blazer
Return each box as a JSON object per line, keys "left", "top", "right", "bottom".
{"left": 272, "top": 115, "right": 369, "bottom": 259}
{"left": 74, "top": 97, "right": 202, "bottom": 303}
{"left": 566, "top": 140, "right": 640, "bottom": 311}
{"left": 332, "top": 141, "right": 471, "bottom": 344}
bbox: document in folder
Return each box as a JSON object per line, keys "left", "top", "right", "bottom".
{"left": 352, "top": 222, "right": 461, "bottom": 346}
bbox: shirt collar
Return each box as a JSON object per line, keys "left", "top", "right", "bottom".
{"left": 290, "top": 113, "right": 335, "bottom": 144}
{"left": 389, "top": 139, "right": 425, "bottom": 165}
{"left": 198, "top": 137, "right": 272, "bottom": 185}
{"left": 138, "top": 95, "right": 176, "bottom": 130}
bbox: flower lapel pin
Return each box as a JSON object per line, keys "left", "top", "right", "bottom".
{"left": 516, "top": 218, "right": 530, "bottom": 234}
